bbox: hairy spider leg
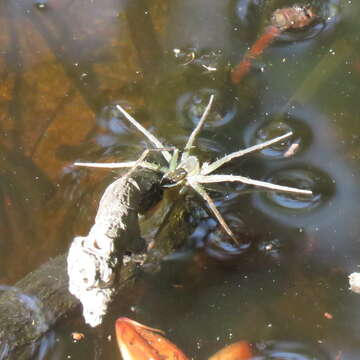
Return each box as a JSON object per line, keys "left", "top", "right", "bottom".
{"left": 123, "top": 147, "right": 177, "bottom": 179}
{"left": 194, "top": 174, "right": 312, "bottom": 195}
{"left": 169, "top": 149, "right": 180, "bottom": 172}
{"left": 74, "top": 147, "right": 176, "bottom": 174}
{"left": 202, "top": 131, "right": 293, "bottom": 175}
{"left": 74, "top": 160, "right": 161, "bottom": 171}
{"left": 188, "top": 179, "right": 239, "bottom": 245}
{"left": 116, "top": 104, "right": 172, "bottom": 163}
{"left": 181, "top": 95, "right": 214, "bottom": 162}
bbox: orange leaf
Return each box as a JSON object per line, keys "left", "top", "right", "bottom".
{"left": 115, "top": 317, "right": 189, "bottom": 360}
{"left": 209, "top": 341, "right": 253, "bottom": 360}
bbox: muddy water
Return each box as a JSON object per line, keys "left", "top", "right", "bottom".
{"left": 1, "top": 0, "right": 360, "bottom": 358}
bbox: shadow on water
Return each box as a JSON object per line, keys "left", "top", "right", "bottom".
{"left": 1, "top": 0, "right": 360, "bottom": 358}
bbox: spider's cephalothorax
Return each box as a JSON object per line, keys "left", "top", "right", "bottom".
{"left": 161, "top": 167, "right": 188, "bottom": 187}
{"left": 161, "top": 153, "right": 200, "bottom": 188}
{"left": 75, "top": 95, "right": 312, "bottom": 245}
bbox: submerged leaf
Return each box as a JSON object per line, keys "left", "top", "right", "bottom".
{"left": 209, "top": 341, "right": 253, "bottom": 360}
{"left": 115, "top": 317, "right": 189, "bottom": 360}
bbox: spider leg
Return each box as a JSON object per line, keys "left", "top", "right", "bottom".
{"left": 182, "top": 95, "right": 215, "bottom": 161}
{"left": 122, "top": 147, "right": 180, "bottom": 179}
{"left": 188, "top": 179, "right": 240, "bottom": 245}
{"left": 75, "top": 147, "right": 177, "bottom": 174}
{"left": 126, "top": 147, "right": 185, "bottom": 179}
{"left": 169, "top": 149, "right": 180, "bottom": 172}
{"left": 202, "top": 132, "right": 293, "bottom": 175}
{"left": 116, "top": 104, "right": 172, "bottom": 163}
{"left": 193, "top": 174, "right": 313, "bottom": 195}
{"left": 123, "top": 149, "right": 153, "bottom": 179}
{"left": 74, "top": 160, "right": 161, "bottom": 172}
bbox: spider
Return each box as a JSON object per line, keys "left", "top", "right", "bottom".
{"left": 75, "top": 95, "right": 312, "bottom": 245}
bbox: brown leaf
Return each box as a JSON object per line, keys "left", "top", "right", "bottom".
{"left": 115, "top": 317, "right": 189, "bottom": 360}
{"left": 209, "top": 341, "right": 253, "bottom": 360}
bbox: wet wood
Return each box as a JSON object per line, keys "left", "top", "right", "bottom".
{"left": 67, "top": 168, "right": 163, "bottom": 327}
{"left": 0, "top": 254, "right": 76, "bottom": 359}
{"left": 0, "top": 168, "right": 166, "bottom": 359}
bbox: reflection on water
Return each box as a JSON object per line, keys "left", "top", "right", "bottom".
{"left": 1, "top": 0, "right": 360, "bottom": 358}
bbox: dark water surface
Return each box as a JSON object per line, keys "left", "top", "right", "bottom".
{"left": 1, "top": 0, "right": 360, "bottom": 358}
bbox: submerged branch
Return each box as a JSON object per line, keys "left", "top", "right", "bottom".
{"left": 0, "top": 168, "right": 165, "bottom": 358}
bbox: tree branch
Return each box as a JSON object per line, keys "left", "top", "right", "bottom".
{"left": 0, "top": 168, "right": 163, "bottom": 358}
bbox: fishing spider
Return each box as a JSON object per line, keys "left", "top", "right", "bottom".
{"left": 75, "top": 95, "right": 312, "bottom": 245}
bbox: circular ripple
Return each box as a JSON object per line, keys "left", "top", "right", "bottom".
{"left": 244, "top": 116, "right": 312, "bottom": 159}
{"left": 199, "top": 215, "right": 253, "bottom": 260}
{"left": 177, "top": 88, "right": 238, "bottom": 128}
{"left": 260, "top": 166, "right": 334, "bottom": 212}
{"left": 257, "top": 340, "right": 330, "bottom": 360}
{"left": 204, "top": 239, "right": 251, "bottom": 261}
